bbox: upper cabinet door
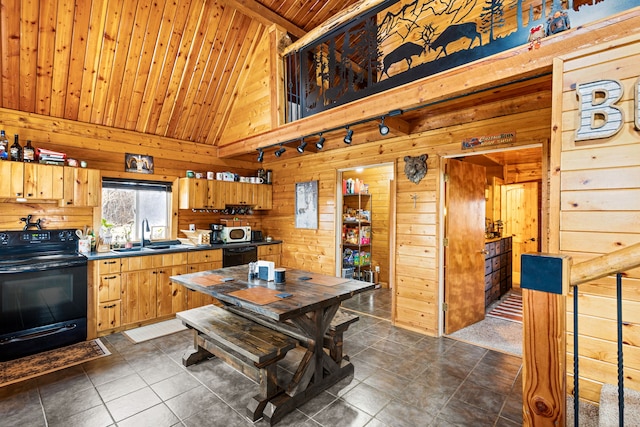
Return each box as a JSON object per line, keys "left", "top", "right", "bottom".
{"left": 60, "top": 167, "right": 100, "bottom": 207}
{"left": 0, "top": 162, "right": 25, "bottom": 198}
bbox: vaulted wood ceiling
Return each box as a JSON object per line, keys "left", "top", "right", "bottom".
{"left": 0, "top": 0, "right": 358, "bottom": 147}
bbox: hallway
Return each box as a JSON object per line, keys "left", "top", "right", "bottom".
{"left": 1, "top": 289, "right": 523, "bottom": 426}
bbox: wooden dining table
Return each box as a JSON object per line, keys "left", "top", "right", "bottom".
{"left": 170, "top": 265, "right": 375, "bottom": 424}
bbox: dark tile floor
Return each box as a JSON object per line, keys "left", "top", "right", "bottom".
{"left": 1, "top": 288, "right": 523, "bottom": 426}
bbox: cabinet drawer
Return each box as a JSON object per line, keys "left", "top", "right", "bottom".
{"left": 97, "top": 259, "right": 121, "bottom": 274}
{"left": 98, "top": 273, "right": 121, "bottom": 302}
{"left": 484, "top": 274, "right": 492, "bottom": 291}
{"left": 492, "top": 257, "right": 501, "bottom": 270}
{"left": 187, "top": 249, "right": 222, "bottom": 264}
{"left": 258, "top": 244, "right": 280, "bottom": 256}
{"left": 491, "top": 271, "right": 501, "bottom": 286}
{"left": 485, "top": 259, "right": 492, "bottom": 275}
{"left": 97, "top": 300, "right": 121, "bottom": 331}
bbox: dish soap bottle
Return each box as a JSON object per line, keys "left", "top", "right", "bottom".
{"left": 9, "top": 134, "right": 22, "bottom": 161}
{"left": 23, "top": 140, "right": 35, "bottom": 162}
{"left": 0, "top": 130, "right": 8, "bottom": 160}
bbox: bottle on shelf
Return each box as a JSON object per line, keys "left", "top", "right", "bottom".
{"left": 23, "top": 140, "right": 35, "bottom": 162}
{"left": 9, "top": 134, "right": 22, "bottom": 162}
{"left": 0, "top": 130, "right": 8, "bottom": 160}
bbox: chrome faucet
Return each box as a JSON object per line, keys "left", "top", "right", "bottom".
{"left": 141, "top": 218, "right": 150, "bottom": 248}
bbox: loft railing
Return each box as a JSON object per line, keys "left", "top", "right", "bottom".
{"left": 522, "top": 243, "right": 640, "bottom": 426}
{"left": 282, "top": 1, "right": 638, "bottom": 122}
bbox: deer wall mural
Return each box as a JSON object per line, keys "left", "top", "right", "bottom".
{"left": 286, "top": 0, "right": 637, "bottom": 119}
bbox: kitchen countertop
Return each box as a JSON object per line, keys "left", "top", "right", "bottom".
{"left": 84, "top": 240, "right": 282, "bottom": 260}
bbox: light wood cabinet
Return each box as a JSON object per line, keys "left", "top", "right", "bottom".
{"left": 60, "top": 167, "right": 101, "bottom": 206}
{"left": 254, "top": 184, "right": 273, "bottom": 210}
{"left": 93, "top": 249, "right": 224, "bottom": 334}
{"left": 95, "top": 258, "right": 123, "bottom": 332}
{"left": 0, "top": 162, "right": 64, "bottom": 200}
{"left": 121, "top": 253, "right": 188, "bottom": 325}
{"left": 258, "top": 243, "right": 281, "bottom": 265}
{"left": 0, "top": 162, "right": 25, "bottom": 198}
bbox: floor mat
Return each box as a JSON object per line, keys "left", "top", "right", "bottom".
{"left": 0, "top": 339, "right": 110, "bottom": 387}
{"left": 123, "top": 318, "right": 187, "bottom": 343}
{"left": 448, "top": 316, "right": 522, "bottom": 357}
{"left": 487, "top": 293, "right": 522, "bottom": 323}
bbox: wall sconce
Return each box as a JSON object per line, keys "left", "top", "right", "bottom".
{"left": 257, "top": 149, "right": 264, "bottom": 162}
{"left": 296, "top": 139, "right": 307, "bottom": 153}
{"left": 315, "top": 134, "right": 325, "bottom": 150}
{"left": 379, "top": 117, "right": 389, "bottom": 135}
{"left": 274, "top": 145, "right": 286, "bottom": 157}
{"left": 343, "top": 127, "right": 353, "bottom": 144}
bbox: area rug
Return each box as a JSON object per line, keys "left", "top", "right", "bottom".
{"left": 486, "top": 293, "right": 523, "bottom": 323}
{"left": 448, "top": 316, "right": 522, "bottom": 357}
{"left": 0, "top": 339, "right": 110, "bottom": 387}
{"left": 123, "top": 318, "right": 187, "bottom": 344}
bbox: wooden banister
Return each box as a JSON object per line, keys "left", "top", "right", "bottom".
{"left": 523, "top": 242, "right": 640, "bottom": 426}
{"left": 570, "top": 242, "right": 640, "bottom": 286}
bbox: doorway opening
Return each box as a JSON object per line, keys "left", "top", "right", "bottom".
{"left": 440, "top": 144, "right": 546, "bottom": 354}
{"left": 336, "top": 163, "right": 395, "bottom": 321}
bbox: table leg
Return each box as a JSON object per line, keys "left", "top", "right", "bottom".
{"left": 262, "top": 303, "right": 355, "bottom": 425}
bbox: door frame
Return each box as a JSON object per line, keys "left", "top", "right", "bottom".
{"left": 335, "top": 162, "right": 396, "bottom": 290}
{"left": 438, "top": 143, "right": 547, "bottom": 336}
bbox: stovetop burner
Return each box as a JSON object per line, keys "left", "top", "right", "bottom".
{"left": 0, "top": 229, "right": 86, "bottom": 273}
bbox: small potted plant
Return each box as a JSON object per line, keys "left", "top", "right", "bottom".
{"left": 123, "top": 223, "right": 133, "bottom": 248}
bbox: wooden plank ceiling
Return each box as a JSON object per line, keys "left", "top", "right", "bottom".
{"left": 0, "top": 0, "right": 358, "bottom": 147}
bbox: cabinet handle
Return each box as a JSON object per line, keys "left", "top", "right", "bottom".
{"left": 105, "top": 275, "right": 117, "bottom": 280}
{"left": 105, "top": 261, "right": 117, "bottom": 265}
{"left": 103, "top": 304, "right": 116, "bottom": 309}
{"left": 481, "top": 249, "right": 489, "bottom": 254}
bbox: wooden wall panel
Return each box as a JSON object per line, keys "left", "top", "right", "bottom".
{"left": 219, "top": 24, "right": 282, "bottom": 145}
{"left": 264, "top": 98, "right": 550, "bottom": 335}
{"left": 556, "top": 35, "right": 640, "bottom": 404}
{"left": 0, "top": 108, "right": 265, "bottom": 234}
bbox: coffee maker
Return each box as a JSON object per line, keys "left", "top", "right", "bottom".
{"left": 210, "top": 223, "right": 224, "bottom": 244}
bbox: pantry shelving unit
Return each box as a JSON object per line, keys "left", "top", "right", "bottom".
{"left": 341, "top": 192, "right": 372, "bottom": 282}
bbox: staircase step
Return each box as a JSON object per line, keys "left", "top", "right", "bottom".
{"left": 599, "top": 383, "right": 640, "bottom": 427}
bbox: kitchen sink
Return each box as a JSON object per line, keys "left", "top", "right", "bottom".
{"left": 145, "top": 245, "right": 170, "bottom": 250}
{"left": 111, "top": 247, "right": 145, "bottom": 253}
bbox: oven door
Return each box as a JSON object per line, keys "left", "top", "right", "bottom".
{"left": 0, "top": 261, "right": 87, "bottom": 361}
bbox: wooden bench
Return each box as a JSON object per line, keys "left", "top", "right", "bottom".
{"left": 226, "top": 306, "right": 359, "bottom": 363}
{"left": 176, "top": 305, "right": 297, "bottom": 421}
{"left": 324, "top": 309, "right": 359, "bottom": 363}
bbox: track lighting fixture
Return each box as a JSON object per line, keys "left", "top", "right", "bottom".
{"left": 257, "top": 149, "right": 264, "bottom": 162}
{"left": 296, "top": 139, "right": 307, "bottom": 153}
{"left": 315, "top": 134, "right": 325, "bottom": 150}
{"left": 379, "top": 117, "right": 389, "bottom": 135}
{"left": 274, "top": 145, "right": 286, "bottom": 157}
{"left": 343, "top": 127, "right": 353, "bottom": 144}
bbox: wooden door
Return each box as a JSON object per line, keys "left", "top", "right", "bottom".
{"left": 444, "top": 159, "right": 487, "bottom": 334}
{"left": 502, "top": 182, "right": 539, "bottom": 286}
{"left": 156, "top": 265, "right": 187, "bottom": 316}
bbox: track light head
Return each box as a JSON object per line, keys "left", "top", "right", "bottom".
{"left": 379, "top": 117, "right": 390, "bottom": 136}
{"left": 315, "top": 134, "right": 325, "bottom": 150}
{"left": 274, "top": 145, "right": 286, "bottom": 157}
{"left": 343, "top": 127, "right": 353, "bottom": 144}
{"left": 296, "top": 139, "right": 307, "bottom": 153}
{"left": 257, "top": 149, "right": 264, "bottom": 162}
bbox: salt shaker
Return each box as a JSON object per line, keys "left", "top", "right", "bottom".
{"left": 248, "top": 262, "right": 256, "bottom": 281}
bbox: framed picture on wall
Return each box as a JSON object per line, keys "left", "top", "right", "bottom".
{"left": 295, "top": 180, "right": 318, "bottom": 229}
{"left": 125, "top": 153, "right": 154, "bottom": 174}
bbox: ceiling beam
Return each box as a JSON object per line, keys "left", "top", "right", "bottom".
{"left": 226, "top": 0, "right": 306, "bottom": 38}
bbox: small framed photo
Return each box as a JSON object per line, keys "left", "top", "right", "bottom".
{"left": 125, "top": 153, "right": 154, "bottom": 174}
{"left": 151, "top": 226, "right": 166, "bottom": 240}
